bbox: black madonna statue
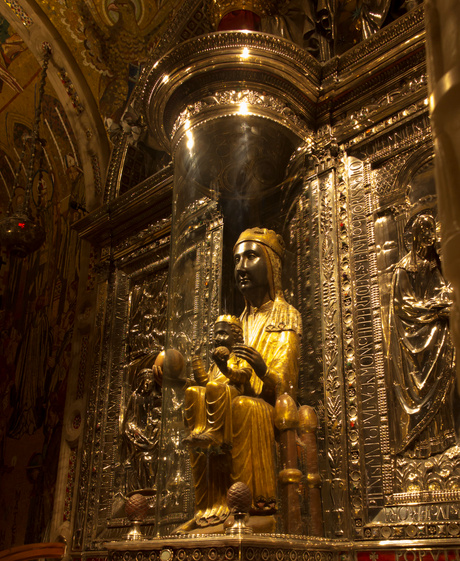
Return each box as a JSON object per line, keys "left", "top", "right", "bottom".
{"left": 179, "top": 227, "right": 302, "bottom": 533}
{"left": 231, "top": 228, "right": 302, "bottom": 520}
{"left": 389, "top": 213, "right": 457, "bottom": 458}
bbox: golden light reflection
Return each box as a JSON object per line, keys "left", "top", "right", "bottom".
{"left": 186, "top": 129, "right": 194, "bottom": 149}
{"left": 238, "top": 102, "right": 249, "bottom": 115}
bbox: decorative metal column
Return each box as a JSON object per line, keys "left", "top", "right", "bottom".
{"left": 425, "top": 0, "right": 460, "bottom": 387}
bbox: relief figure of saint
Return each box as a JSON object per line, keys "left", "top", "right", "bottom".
{"left": 120, "top": 368, "right": 162, "bottom": 492}
{"left": 260, "top": 0, "right": 332, "bottom": 58}
{"left": 389, "top": 213, "right": 457, "bottom": 458}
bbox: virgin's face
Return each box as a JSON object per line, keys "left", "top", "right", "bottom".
{"left": 234, "top": 241, "right": 269, "bottom": 294}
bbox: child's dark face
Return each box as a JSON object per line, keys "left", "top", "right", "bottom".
{"left": 213, "top": 322, "right": 234, "bottom": 350}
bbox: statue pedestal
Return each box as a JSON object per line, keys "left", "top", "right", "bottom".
{"left": 107, "top": 535, "right": 346, "bottom": 561}
{"left": 106, "top": 535, "right": 460, "bottom": 561}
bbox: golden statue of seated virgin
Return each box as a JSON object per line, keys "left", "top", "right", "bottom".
{"left": 179, "top": 228, "right": 302, "bottom": 534}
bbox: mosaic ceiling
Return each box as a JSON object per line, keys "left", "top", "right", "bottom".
{"left": 0, "top": 0, "right": 411, "bottom": 222}
{"left": 0, "top": 0, "right": 190, "bottom": 221}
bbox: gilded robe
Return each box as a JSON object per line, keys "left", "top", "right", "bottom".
{"left": 185, "top": 354, "right": 250, "bottom": 526}
{"left": 232, "top": 296, "right": 302, "bottom": 510}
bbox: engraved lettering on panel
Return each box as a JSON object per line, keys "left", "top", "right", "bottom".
{"left": 348, "top": 157, "right": 386, "bottom": 523}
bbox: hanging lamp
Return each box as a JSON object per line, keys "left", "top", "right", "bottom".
{"left": 0, "top": 44, "right": 52, "bottom": 258}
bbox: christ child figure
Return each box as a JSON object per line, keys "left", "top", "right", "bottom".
{"left": 184, "top": 315, "right": 251, "bottom": 450}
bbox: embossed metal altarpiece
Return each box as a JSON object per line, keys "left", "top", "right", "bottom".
{"left": 73, "top": 5, "right": 460, "bottom": 561}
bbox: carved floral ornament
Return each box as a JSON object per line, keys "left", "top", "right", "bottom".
{"left": 139, "top": 31, "right": 318, "bottom": 152}
{"left": 171, "top": 90, "right": 313, "bottom": 145}
{"left": 139, "top": 31, "right": 318, "bottom": 101}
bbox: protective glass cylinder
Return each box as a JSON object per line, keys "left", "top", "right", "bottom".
{"left": 156, "top": 112, "right": 302, "bottom": 536}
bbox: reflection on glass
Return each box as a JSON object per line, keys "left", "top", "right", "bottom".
{"left": 157, "top": 113, "right": 304, "bottom": 535}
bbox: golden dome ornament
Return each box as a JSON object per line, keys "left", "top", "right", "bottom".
{"left": 205, "top": 0, "right": 282, "bottom": 30}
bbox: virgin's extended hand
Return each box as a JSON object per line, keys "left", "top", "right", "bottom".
{"left": 233, "top": 344, "right": 267, "bottom": 378}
